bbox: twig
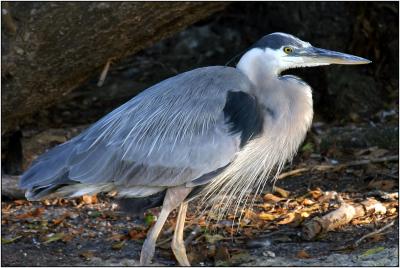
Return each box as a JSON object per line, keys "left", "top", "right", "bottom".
{"left": 343, "top": 155, "right": 399, "bottom": 167}
{"left": 278, "top": 155, "right": 398, "bottom": 180}
{"left": 277, "top": 168, "right": 309, "bottom": 179}
{"left": 97, "top": 57, "right": 116, "bottom": 87}
{"left": 354, "top": 221, "right": 395, "bottom": 247}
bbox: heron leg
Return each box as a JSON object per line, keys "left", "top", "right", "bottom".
{"left": 140, "top": 186, "right": 191, "bottom": 265}
{"left": 171, "top": 201, "right": 190, "bottom": 266}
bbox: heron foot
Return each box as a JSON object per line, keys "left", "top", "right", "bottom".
{"left": 140, "top": 238, "right": 155, "bottom": 265}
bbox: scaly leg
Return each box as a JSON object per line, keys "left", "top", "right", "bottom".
{"left": 171, "top": 202, "right": 190, "bottom": 266}
{"left": 140, "top": 186, "right": 191, "bottom": 265}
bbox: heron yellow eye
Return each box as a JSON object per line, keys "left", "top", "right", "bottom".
{"left": 283, "top": 47, "right": 293, "bottom": 54}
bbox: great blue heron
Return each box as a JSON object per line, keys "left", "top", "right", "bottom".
{"left": 20, "top": 32, "right": 370, "bottom": 266}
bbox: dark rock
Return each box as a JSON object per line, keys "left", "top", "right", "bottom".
{"left": 1, "top": 2, "right": 228, "bottom": 134}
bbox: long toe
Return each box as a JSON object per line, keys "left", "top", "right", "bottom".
{"left": 172, "top": 240, "right": 191, "bottom": 266}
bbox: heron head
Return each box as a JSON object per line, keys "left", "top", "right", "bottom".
{"left": 246, "top": 32, "right": 371, "bottom": 74}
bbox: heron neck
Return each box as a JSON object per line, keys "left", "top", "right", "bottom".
{"left": 237, "top": 48, "right": 279, "bottom": 89}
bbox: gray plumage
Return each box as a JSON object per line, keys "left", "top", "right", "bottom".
{"left": 20, "top": 66, "right": 256, "bottom": 199}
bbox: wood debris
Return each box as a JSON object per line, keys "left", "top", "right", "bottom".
{"left": 302, "top": 197, "right": 387, "bottom": 240}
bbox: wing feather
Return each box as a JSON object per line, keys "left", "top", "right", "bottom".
{"left": 20, "top": 66, "right": 256, "bottom": 198}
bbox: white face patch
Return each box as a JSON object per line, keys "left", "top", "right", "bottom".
{"left": 263, "top": 47, "right": 301, "bottom": 72}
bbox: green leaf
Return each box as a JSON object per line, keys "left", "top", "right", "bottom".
{"left": 1, "top": 235, "right": 22, "bottom": 244}
{"left": 301, "top": 142, "right": 314, "bottom": 153}
{"left": 215, "top": 260, "right": 230, "bottom": 267}
{"left": 112, "top": 240, "right": 126, "bottom": 250}
{"left": 361, "top": 246, "right": 385, "bottom": 257}
{"left": 43, "top": 233, "right": 65, "bottom": 244}
{"left": 88, "top": 211, "right": 102, "bottom": 218}
{"left": 204, "top": 234, "right": 224, "bottom": 244}
{"left": 230, "top": 252, "right": 251, "bottom": 264}
{"left": 144, "top": 213, "right": 156, "bottom": 226}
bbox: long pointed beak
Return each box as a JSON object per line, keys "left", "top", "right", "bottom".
{"left": 300, "top": 46, "right": 371, "bottom": 65}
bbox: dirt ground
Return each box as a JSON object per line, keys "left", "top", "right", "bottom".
{"left": 2, "top": 139, "right": 398, "bottom": 266}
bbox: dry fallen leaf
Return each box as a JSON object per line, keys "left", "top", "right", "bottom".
{"left": 82, "top": 195, "right": 98, "bottom": 204}
{"left": 274, "top": 186, "right": 290, "bottom": 198}
{"left": 42, "top": 199, "right": 51, "bottom": 206}
{"left": 289, "top": 212, "right": 305, "bottom": 227}
{"left": 296, "top": 250, "right": 311, "bottom": 259}
{"left": 61, "top": 234, "right": 74, "bottom": 242}
{"left": 387, "top": 207, "right": 397, "bottom": 215}
{"left": 278, "top": 212, "right": 305, "bottom": 226}
{"left": 14, "top": 200, "right": 29, "bottom": 206}
{"left": 225, "top": 226, "right": 236, "bottom": 235}
{"left": 3, "top": 204, "right": 12, "bottom": 212}
{"left": 368, "top": 179, "right": 395, "bottom": 191}
{"left": 244, "top": 209, "right": 259, "bottom": 222}
{"left": 263, "top": 193, "right": 284, "bottom": 203}
{"left": 369, "top": 233, "right": 385, "bottom": 242}
{"left": 107, "top": 191, "right": 118, "bottom": 197}
{"left": 198, "top": 217, "right": 207, "bottom": 226}
{"left": 52, "top": 212, "right": 71, "bottom": 225}
{"left": 302, "top": 204, "right": 321, "bottom": 212}
{"left": 260, "top": 203, "right": 273, "bottom": 211}
{"left": 302, "top": 199, "right": 315, "bottom": 206}
{"left": 108, "top": 233, "right": 127, "bottom": 241}
{"left": 351, "top": 218, "right": 373, "bottom": 225}
{"left": 277, "top": 212, "right": 296, "bottom": 225}
{"left": 243, "top": 228, "right": 255, "bottom": 237}
{"left": 128, "top": 229, "right": 147, "bottom": 240}
{"left": 79, "top": 250, "right": 95, "bottom": 260}
{"left": 15, "top": 207, "right": 45, "bottom": 219}
{"left": 300, "top": 212, "right": 311, "bottom": 218}
{"left": 258, "top": 212, "right": 277, "bottom": 221}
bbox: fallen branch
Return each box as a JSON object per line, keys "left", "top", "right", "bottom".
{"left": 278, "top": 155, "right": 398, "bottom": 180}
{"left": 301, "top": 197, "right": 387, "bottom": 240}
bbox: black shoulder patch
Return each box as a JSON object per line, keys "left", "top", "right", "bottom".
{"left": 223, "top": 91, "right": 264, "bottom": 146}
